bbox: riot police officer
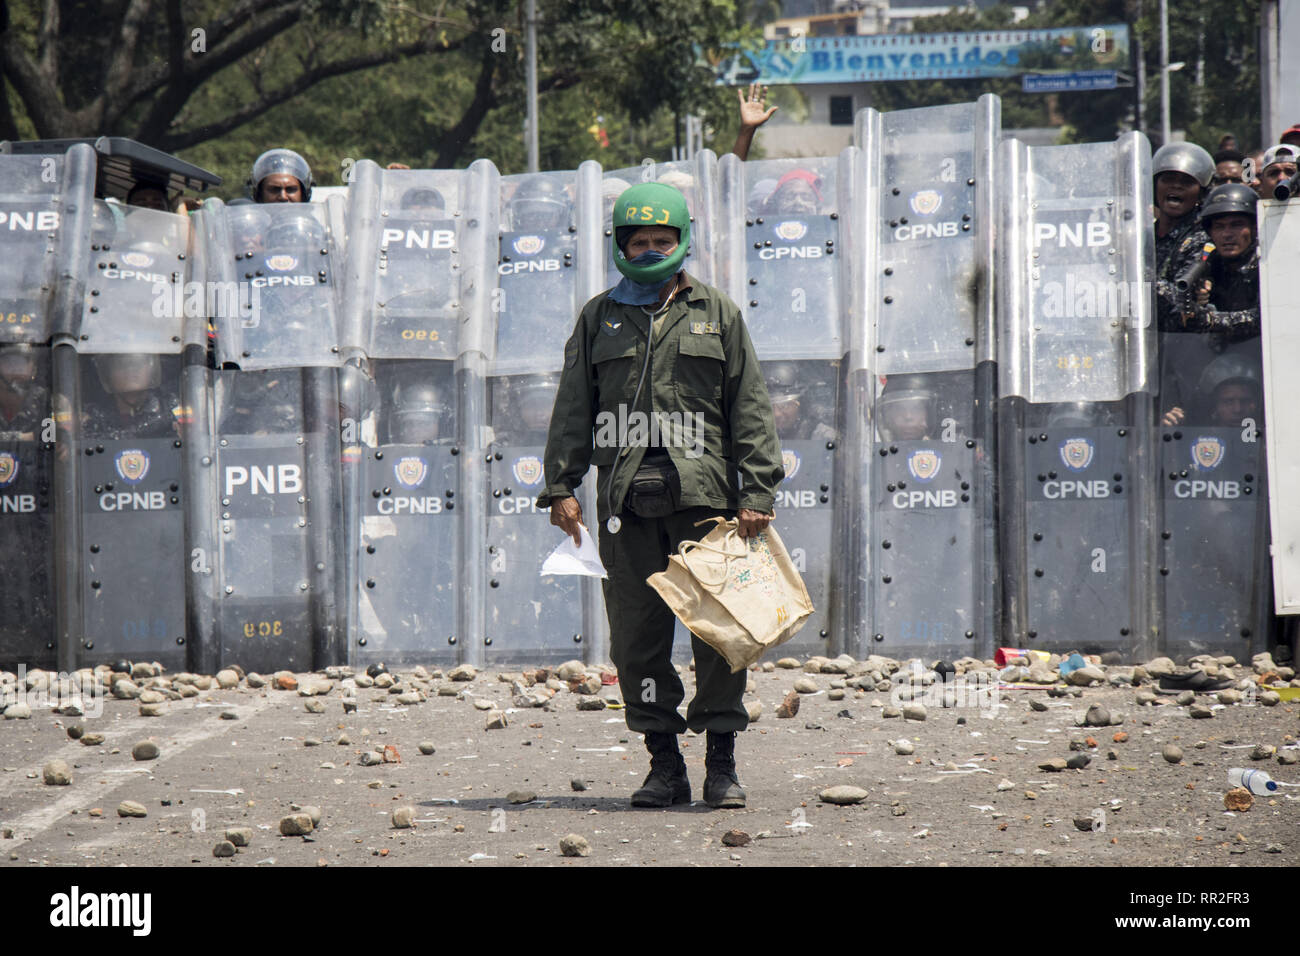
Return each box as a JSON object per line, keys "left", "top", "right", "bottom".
{"left": 539, "top": 182, "right": 782, "bottom": 811}
{"left": 249, "top": 148, "right": 313, "bottom": 204}
{"left": 875, "top": 381, "right": 936, "bottom": 442}
{"left": 82, "top": 354, "right": 178, "bottom": 440}
{"left": 0, "top": 344, "right": 46, "bottom": 439}
{"left": 1152, "top": 142, "right": 1215, "bottom": 333}
{"left": 764, "top": 168, "right": 823, "bottom": 216}
{"left": 1188, "top": 184, "right": 1260, "bottom": 341}
{"left": 387, "top": 377, "right": 452, "bottom": 445}
{"left": 506, "top": 176, "right": 571, "bottom": 231}
{"left": 1199, "top": 354, "right": 1261, "bottom": 428}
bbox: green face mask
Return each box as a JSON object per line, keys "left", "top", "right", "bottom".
{"left": 611, "top": 182, "right": 692, "bottom": 283}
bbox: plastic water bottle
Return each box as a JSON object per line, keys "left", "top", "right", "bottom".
{"left": 1228, "top": 768, "right": 1278, "bottom": 795}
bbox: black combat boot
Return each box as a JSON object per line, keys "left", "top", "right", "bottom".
{"left": 703, "top": 730, "right": 746, "bottom": 809}
{"left": 630, "top": 732, "right": 691, "bottom": 807}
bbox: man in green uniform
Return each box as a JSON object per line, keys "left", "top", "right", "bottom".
{"left": 537, "top": 183, "right": 782, "bottom": 809}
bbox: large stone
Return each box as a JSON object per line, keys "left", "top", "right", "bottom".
{"left": 1217, "top": 689, "right": 1243, "bottom": 705}
{"left": 1144, "top": 657, "right": 1177, "bottom": 677}
{"left": 894, "top": 739, "right": 914, "bottom": 755}
{"left": 112, "top": 679, "right": 140, "bottom": 700}
{"left": 225, "top": 827, "right": 254, "bottom": 847}
{"left": 745, "top": 700, "right": 763, "bottom": 723}
{"left": 138, "top": 689, "right": 167, "bottom": 705}
{"left": 775, "top": 690, "right": 800, "bottom": 719}
{"left": 213, "top": 841, "right": 237, "bottom": 858}
{"left": 215, "top": 669, "right": 240, "bottom": 689}
{"left": 721, "top": 829, "right": 752, "bottom": 847}
{"left": 1084, "top": 704, "right": 1111, "bottom": 727}
{"left": 396, "top": 691, "right": 422, "bottom": 706}
{"left": 1038, "top": 758, "right": 1068, "bottom": 772}
{"left": 819, "top": 785, "right": 869, "bottom": 805}
{"left": 279, "top": 813, "right": 314, "bottom": 836}
{"left": 902, "top": 703, "right": 927, "bottom": 721}
{"left": 131, "top": 740, "right": 160, "bottom": 761}
{"left": 1067, "top": 665, "right": 1106, "bottom": 686}
{"left": 117, "top": 801, "right": 148, "bottom": 818}
{"left": 1161, "top": 744, "right": 1183, "bottom": 764}
{"left": 1223, "top": 788, "right": 1253, "bottom": 812}
{"left": 245, "top": 673, "right": 267, "bottom": 689}
{"left": 555, "top": 661, "right": 586, "bottom": 682}
{"left": 559, "top": 833, "right": 590, "bottom": 857}
{"left": 3, "top": 703, "right": 31, "bottom": 720}
{"left": 576, "top": 697, "right": 606, "bottom": 711}
{"left": 775, "top": 658, "right": 801, "bottom": 669}
{"left": 507, "top": 790, "right": 536, "bottom": 804}
{"left": 80, "top": 733, "right": 105, "bottom": 746}
{"left": 1189, "top": 705, "right": 1215, "bottom": 719}
{"left": 485, "top": 710, "right": 508, "bottom": 730}
{"left": 793, "top": 677, "right": 819, "bottom": 694}
{"left": 272, "top": 672, "right": 298, "bottom": 691}
{"left": 43, "top": 760, "right": 72, "bottom": 785}
{"left": 391, "top": 807, "right": 416, "bottom": 829}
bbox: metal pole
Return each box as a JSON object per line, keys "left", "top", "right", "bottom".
{"left": 1159, "top": 0, "right": 1170, "bottom": 144}
{"left": 1135, "top": 0, "right": 1147, "bottom": 137}
{"left": 526, "top": 0, "right": 539, "bottom": 173}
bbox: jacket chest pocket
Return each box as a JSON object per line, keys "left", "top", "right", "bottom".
{"left": 591, "top": 334, "right": 640, "bottom": 405}
{"left": 675, "top": 333, "right": 725, "bottom": 399}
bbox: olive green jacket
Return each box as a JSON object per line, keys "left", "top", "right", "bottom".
{"left": 536, "top": 273, "right": 783, "bottom": 522}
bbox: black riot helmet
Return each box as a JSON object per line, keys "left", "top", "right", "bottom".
{"left": 508, "top": 177, "right": 571, "bottom": 232}
{"left": 0, "top": 343, "right": 39, "bottom": 394}
{"left": 1198, "top": 183, "right": 1258, "bottom": 226}
{"left": 400, "top": 187, "right": 447, "bottom": 215}
{"left": 390, "top": 379, "right": 450, "bottom": 444}
{"left": 93, "top": 353, "right": 162, "bottom": 396}
{"left": 877, "top": 375, "right": 936, "bottom": 442}
{"left": 516, "top": 376, "right": 558, "bottom": 432}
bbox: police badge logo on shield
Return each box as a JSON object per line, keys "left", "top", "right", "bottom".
{"left": 114, "top": 449, "right": 150, "bottom": 485}
{"left": 121, "top": 251, "right": 154, "bottom": 268}
{"left": 265, "top": 255, "right": 297, "bottom": 272}
{"left": 394, "top": 456, "right": 428, "bottom": 489}
{"left": 1059, "top": 437, "right": 1094, "bottom": 472}
{"left": 909, "top": 190, "right": 943, "bottom": 216}
{"left": 512, "top": 235, "right": 545, "bottom": 256}
{"left": 907, "top": 449, "right": 941, "bottom": 482}
{"left": 0, "top": 451, "right": 17, "bottom": 487}
{"left": 775, "top": 220, "right": 808, "bottom": 242}
{"left": 1191, "top": 436, "right": 1225, "bottom": 472}
{"left": 512, "top": 455, "right": 543, "bottom": 486}
{"left": 781, "top": 449, "right": 800, "bottom": 482}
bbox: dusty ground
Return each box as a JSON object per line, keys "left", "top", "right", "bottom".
{"left": 0, "top": 660, "right": 1296, "bottom": 868}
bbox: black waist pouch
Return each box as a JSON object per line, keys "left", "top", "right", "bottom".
{"left": 626, "top": 454, "right": 680, "bottom": 519}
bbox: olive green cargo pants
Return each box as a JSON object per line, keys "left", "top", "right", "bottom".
{"left": 598, "top": 506, "right": 750, "bottom": 735}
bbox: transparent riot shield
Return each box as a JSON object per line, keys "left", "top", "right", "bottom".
{"left": 0, "top": 342, "right": 56, "bottom": 668}
{"left": 203, "top": 199, "right": 342, "bottom": 371}
{"left": 1262, "top": 199, "right": 1300, "bottom": 619}
{"left": 997, "top": 132, "right": 1155, "bottom": 659}
{"left": 602, "top": 153, "right": 719, "bottom": 292}
{"left": 0, "top": 154, "right": 62, "bottom": 344}
{"left": 197, "top": 199, "right": 344, "bottom": 673}
{"left": 71, "top": 203, "right": 190, "bottom": 670}
{"left": 717, "top": 150, "right": 855, "bottom": 654}
{"left": 484, "top": 164, "right": 605, "bottom": 665}
{"left": 339, "top": 164, "right": 491, "bottom": 667}
{"left": 848, "top": 97, "right": 999, "bottom": 662}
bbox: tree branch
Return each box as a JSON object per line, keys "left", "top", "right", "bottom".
{"left": 157, "top": 35, "right": 464, "bottom": 151}
{"left": 0, "top": 27, "right": 77, "bottom": 135}
{"left": 433, "top": 45, "right": 497, "bottom": 169}
{"left": 36, "top": 0, "right": 56, "bottom": 78}
{"left": 104, "top": 0, "right": 152, "bottom": 103}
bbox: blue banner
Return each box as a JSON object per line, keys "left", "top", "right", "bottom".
{"left": 712, "top": 24, "right": 1129, "bottom": 86}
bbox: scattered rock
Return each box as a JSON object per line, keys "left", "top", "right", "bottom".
{"left": 392, "top": 807, "right": 415, "bottom": 829}
{"left": 42, "top": 760, "right": 72, "bottom": 786}
{"left": 279, "top": 813, "right": 314, "bottom": 836}
{"left": 1145, "top": 657, "right": 1177, "bottom": 677}
{"left": 272, "top": 672, "right": 298, "bottom": 691}
{"left": 793, "top": 676, "right": 819, "bottom": 694}
{"left": 396, "top": 691, "right": 422, "bottom": 706}
{"left": 358, "top": 751, "right": 384, "bottom": 766}
{"left": 1066, "top": 753, "right": 1091, "bottom": 770}
{"left": 894, "top": 739, "right": 914, "bottom": 756}
{"left": 1250, "top": 744, "right": 1277, "bottom": 761}
{"left": 1278, "top": 750, "right": 1299, "bottom": 766}
{"left": 775, "top": 690, "right": 800, "bottom": 719}
{"left": 3, "top": 703, "right": 31, "bottom": 720}
{"left": 1134, "top": 689, "right": 1158, "bottom": 706}
{"left": 65, "top": 723, "right": 84, "bottom": 739}
{"left": 1074, "top": 816, "right": 1098, "bottom": 832}
{"left": 485, "top": 710, "right": 508, "bottom": 730}
{"left": 1038, "top": 758, "right": 1068, "bottom": 772}
{"left": 1217, "top": 689, "right": 1242, "bottom": 705}
{"left": 303, "top": 738, "right": 321, "bottom": 748}
{"left": 722, "top": 829, "right": 751, "bottom": 847}
{"left": 1067, "top": 665, "right": 1106, "bottom": 686}
{"left": 373, "top": 673, "right": 395, "bottom": 689}
{"left": 213, "top": 840, "right": 236, "bottom": 858}
{"left": 819, "top": 785, "right": 869, "bottom": 805}
{"left": 1161, "top": 744, "right": 1183, "bottom": 764}
{"left": 80, "top": 733, "right": 105, "bottom": 746}
{"left": 472, "top": 698, "right": 495, "bottom": 711}
{"left": 131, "top": 740, "right": 160, "bottom": 761}
{"left": 559, "top": 833, "right": 590, "bottom": 857}
{"left": 997, "top": 778, "right": 1014, "bottom": 791}
{"left": 902, "top": 703, "right": 927, "bottom": 721}
{"left": 225, "top": 827, "right": 253, "bottom": 847}
{"left": 1029, "top": 699, "right": 1048, "bottom": 712}
{"left": 245, "top": 673, "right": 266, "bottom": 689}
{"left": 303, "top": 699, "right": 326, "bottom": 714}
{"left": 418, "top": 742, "right": 436, "bottom": 755}
{"left": 138, "top": 703, "right": 164, "bottom": 717}
{"left": 1176, "top": 690, "right": 1195, "bottom": 707}
{"left": 507, "top": 790, "right": 536, "bottom": 804}
{"left": 1189, "top": 705, "right": 1214, "bottom": 719}
{"left": 215, "top": 669, "right": 240, "bottom": 689}
{"left": 775, "top": 658, "right": 801, "bottom": 669}
{"left": 555, "top": 660, "right": 586, "bottom": 681}
{"left": 112, "top": 679, "right": 140, "bottom": 700}
{"left": 1084, "top": 704, "right": 1111, "bottom": 727}
{"left": 1113, "top": 731, "right": 1129, "bottom": 743}
{"left": 138, "top": 689, "right": 166, "bottom": 705}
{"left": 745, "top": 700, "right": 762, "bottom": 723}
{"left": 576, "top": 697, "right": 606, "bottom": 711}
{"left": 827, "top": 688, "right": 846, "bottom": 701}
{"left": 1223, "top": 788, "right": 1253, "bottom": 812}
{"left": 448, "top": 664, "right": 478, "bottom": 682}
{"left": 881, "top": 704, "right": 901, "bottom": 719}
{"left": 117, "top": 801, "right": 148, "bottom": 818}
{"left": 1260, "top": 691, "right": 1281, "bottom": 707}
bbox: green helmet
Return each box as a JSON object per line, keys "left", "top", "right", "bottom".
{"left": 611, "top": 182, "right": 690, "bottom": 283}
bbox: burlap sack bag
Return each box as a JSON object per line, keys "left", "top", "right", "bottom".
{"left": 647, "top": 517, "right": 814, "bottom": 673}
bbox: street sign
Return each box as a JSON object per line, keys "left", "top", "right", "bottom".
{"left": 1022, "top": 71, "right": 1118, "bottom": 92}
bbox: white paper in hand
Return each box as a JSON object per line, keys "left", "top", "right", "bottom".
{"left": 540, "top": 524, "right": 607, "bottom": 579}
